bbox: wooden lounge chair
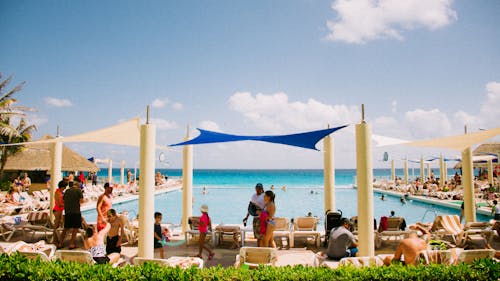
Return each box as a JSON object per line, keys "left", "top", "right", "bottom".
{"left": 22, "top": 211, "right": 53, "bottom": 242}
{"left": 184, "top": 216, "right": 215, "bottom": 246}
{"left": 292, "top": 217, "right": 321, "bottom": 248}
{"left": 234, "top": 246, "right": 277, "bottom": 268}
{"left": 273, "top": 217, "right": 293, "bottom": 249}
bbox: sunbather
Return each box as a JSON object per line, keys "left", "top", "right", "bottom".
{"left": 383, "top": 232, "right": 427, "bottom": 266}
{"left": 83, "top": 222, "right": 120, "bottom": 265}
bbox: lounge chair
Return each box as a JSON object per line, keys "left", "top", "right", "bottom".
{"left": 55, "top": 249, "right": 125, "bottom": 267}
{"left": 22, "top": 211, "right": 53, "bottom": 241}
{"left": 234, "top": 246, "right": 277, "bottom": 268}
{"left": 430, "top": 215, "right": 493, "bottom": 247}
{"left": 376, "top": 216, "right": 415, "bottom": 249}
{"left": 184, "top": 216, "right": 215, "bottom": 246}
{"left": 338, "top": 256, "right": 384, "bottom": 268}
{"left": 418, "top": 249, "right": 457, "bottom": 265}
{"left": 456, "top": 249, "right": 495, "bottom": 264}
{"left": 214, "top": 224, "right": 242, "bottom": 248}
{"left": 292, "top": 217, "right": 321, "bottom": 248}
{"left": 134, "top": 256, "right": 204, "bottom": 269}
{"left": 119, "top": 214, "right": 138, "bottom": 246}
{"left": 18, "top": 244, "right": 57, "bottom": 262}
{"left": 272, "top": 217, "right": 293, "bottom": 249}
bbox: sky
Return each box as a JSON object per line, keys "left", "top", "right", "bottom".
{"left": 1, "top": 0, "right": 499, "bottom": 169}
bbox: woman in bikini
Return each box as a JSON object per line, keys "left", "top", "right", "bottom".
{"left": 260, "top": 190, "right": 276, "bottom": 247}
{"left": 83, "top": 222, "right": 121, "bottom": 265}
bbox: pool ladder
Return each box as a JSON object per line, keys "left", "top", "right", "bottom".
{"left": 421, "top": 208, "right": 438, "bottom": 222}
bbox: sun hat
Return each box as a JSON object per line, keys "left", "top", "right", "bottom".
{"left": 200, "top": 204, "right": 209, "bottom": 213}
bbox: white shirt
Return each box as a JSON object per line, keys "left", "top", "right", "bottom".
{"left": 251, "top": 193, "right": 265, "bottom": 210}
{"left": 494, "top": 204, "right": 500, "bottom": 215}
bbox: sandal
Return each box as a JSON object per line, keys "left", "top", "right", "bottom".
{"left": 208, "top": 252, "right": 215, "bottom": 260}
{"left": 194, "top": 254, "right": 203, "bottom": 259}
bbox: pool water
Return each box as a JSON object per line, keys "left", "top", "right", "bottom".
{"left": 82, "top": 187, "right": 490, "bottom": 228}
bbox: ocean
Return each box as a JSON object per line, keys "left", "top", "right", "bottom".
{"left": 81, "top": 168, "right": 490, "bottom": 227}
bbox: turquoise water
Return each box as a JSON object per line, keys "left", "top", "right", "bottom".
{"left": 82, "top": 169, "right": 490, "bottom": 226}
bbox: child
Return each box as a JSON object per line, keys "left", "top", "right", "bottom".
{"left": 197, "top": 204, "right": 215, "bottom": 260}
{"left": 154, "top": 212, "right": 165, "bottom": 259}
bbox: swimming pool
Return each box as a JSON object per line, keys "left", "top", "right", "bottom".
{"left": 82, "top": 187, "right": 491, "bottom": 228}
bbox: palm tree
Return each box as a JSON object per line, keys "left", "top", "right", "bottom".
{"left": 0, "top": 73, "right": 36, "bottom": 178}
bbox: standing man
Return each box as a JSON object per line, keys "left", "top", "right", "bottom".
{"left": 96, "top": 183, "right": 113, "bottom": 231}
{"left": 326, "top": 218, "right": 358, "bottom": 260}
{"left": 105, "top": 209, "right": 124, "bottom": 255}
{"left": 242, "top": 183, "right": 266, "bottom": 246}
{"left": 59, "top": 181, "right": 84, "bottom": 249}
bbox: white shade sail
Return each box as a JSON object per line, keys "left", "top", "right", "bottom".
{"left": 407, "top": 128, "right": 500, "bottom": 151}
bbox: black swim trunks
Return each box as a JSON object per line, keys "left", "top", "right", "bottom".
{"left": 106, "top": 235, "right": 122, "bottom": 254}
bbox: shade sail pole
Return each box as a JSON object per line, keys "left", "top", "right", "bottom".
{"left": 439, "top": 154, "right": 444, "bottom": 188}
{"left": 462, "top": 126, "right": 476, "bottom": 223}
{"left": 108, "top": 160, "right": 113, "bottom": 184}
{"left": 427, "top": 163, "right": 431, "bottom": 181}
{"left": 120, "top": 160, "right": 125, "bottom": 186}
{"left": 420, "top": 156, "right": 424, "bottom": 182}
{"left": 443, "top": 160, "right": 448, "bottom": 185}
{"left": 138, "top": 107, "right": 156, "bottom": 258}
{"left": 323, "top": 131, "right": 335, "bottom": 213}
{"left": 487, "top": 159, "right": 493, "bottom": 185}
{"left": 49, "top": 139, "right": 62, "bottom": 221}
{"left": 404, "top": 158, "right": 409, "bottom": 186}
{"left": 356, "top": 104, "right": 374, "bottom": 257}
{"left": 181, "top": 126, "right": 193, "bottom": 233}
{"left": 391, "top": 159, "right": 395, "bottom": 182}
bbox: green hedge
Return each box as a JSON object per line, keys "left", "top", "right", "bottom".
{"left": 0, "top": 253, "right": 498, "bottom": 281}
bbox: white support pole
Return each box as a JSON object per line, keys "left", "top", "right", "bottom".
{"left": 404, "top": 158, "right": 409, "bottom": 186}
{"left": 420, "top": 156, "right": 424, "bottom": 183}
{"left": 487, "top": 159, "right": 493, "bottom": 185}
{"left": 390, "top": 159, "right": 395, "bottom": 182}
{"left": 356, "top": 105, "right": 374, "bottom": 257}
{"left": 427, "top": 163, "right": 431, "bottom": 181}
{"left": 323, "top": 134, "right": 335, "bottom": 213}
{"left": 120, "top": 160, "right": 125, "bottom": 186}
{"left": 181, "top": 127, "right": 193, "bottom": 233}
{"left": 49, "top": 140, "right": 62, "bottom": 221}
{"left": 462, "top": 147, "right": 476, "bottom": 223}
{"left": 439, "top": 154, "right": 444, "bottom": 188}
{"left": 108, "top": 160, "right": 113, "bottom": 184}
{"left": 443, "top": 160, "right": 448, "bottom": 185}
{"left": 138, "top": 113, "right": 156, "bottom": 258}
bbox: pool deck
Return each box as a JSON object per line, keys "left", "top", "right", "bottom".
{"left": 372, "top": 188, "right": 494, "bottom": 217}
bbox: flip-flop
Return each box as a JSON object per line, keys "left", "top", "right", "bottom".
{"left": 208, "top": 252, "right": 215, "bottom": 260}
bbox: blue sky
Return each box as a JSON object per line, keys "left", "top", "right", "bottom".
{"left": 1, "top": 0, "right": 499, "bottom": 169}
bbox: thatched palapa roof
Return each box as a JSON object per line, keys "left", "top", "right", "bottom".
{"left": 3, "top": 135, "right": 99, "bottom": 172}
{"left": 453, "top": 142, "right": 499, "bottom": 169}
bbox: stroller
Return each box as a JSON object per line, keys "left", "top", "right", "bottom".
{"left": 324, "top": 209, "right": 342, "bottom": 247}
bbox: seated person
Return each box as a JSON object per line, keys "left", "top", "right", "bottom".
{"left": 84, "top": 223, "right": 121, "bottom": 265}
{"left": 326, "top": 218, "right": 358, "bottom": 260}
{"left": 383, "top": 232, "right": 427, "bottom": 266}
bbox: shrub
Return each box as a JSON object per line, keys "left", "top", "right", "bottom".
{"left": 0, "top": 253, "right": 498, "bottom": 281}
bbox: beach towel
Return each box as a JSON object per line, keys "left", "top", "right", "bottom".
{"left": 259, "top": 211, "right": 268, "bottom": 235}
{"left": 379, "top": 216, "right": 388, "bottom": 232}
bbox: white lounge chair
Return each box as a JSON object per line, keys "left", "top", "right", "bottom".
{"left": 134, "top": 256, "right": 204, "bottom": 269}
{"left": 272, "top": 217, "right": 293, "bottom": 248}
{"left": 292, "top": 217, "right": 321, "bottom": 248}
{"left": 234, "top": 246, "right": 277, "bottom": 268}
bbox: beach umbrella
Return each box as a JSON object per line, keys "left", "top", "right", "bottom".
{"left": 138, "top": 108, "right": 156, "bottom": 258}
{"left": 355, "top": 105, "right": 374, "bottom": 257}
{"left": 181, "top": 127, "right": 193, "bottom": 233}
{"left": 323, "top": 130, "right": 335, "bottom": 213}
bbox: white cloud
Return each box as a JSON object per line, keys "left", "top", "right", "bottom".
{"left": 198, "top": 120, "right": 222, "bottom": 132}
{"left": 151, "top": 97, "right": 169, "bottom": 108}
{"left": 404, "top": 108, "right": 451, "bottom": 138}
{"left": 228, "top": 91, "right": 359, "bottom": 131}
{"left": 44, "top": 97, "right": 73, "bottom": 107}
{"left": 151, "top": 118, "right": 178, "bottom": 130}
{"left": 477, "top": 82, "right": 500, "bottom": 128}
{"left": 326, "top": 0, "right": 457, "bottom": 44}
{"left": 171, "top": 102, "right": 184, "bottom": 111}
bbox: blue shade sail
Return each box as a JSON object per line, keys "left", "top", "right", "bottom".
{"left": 170, "top": 125, "right": 349, "bottom": 151}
